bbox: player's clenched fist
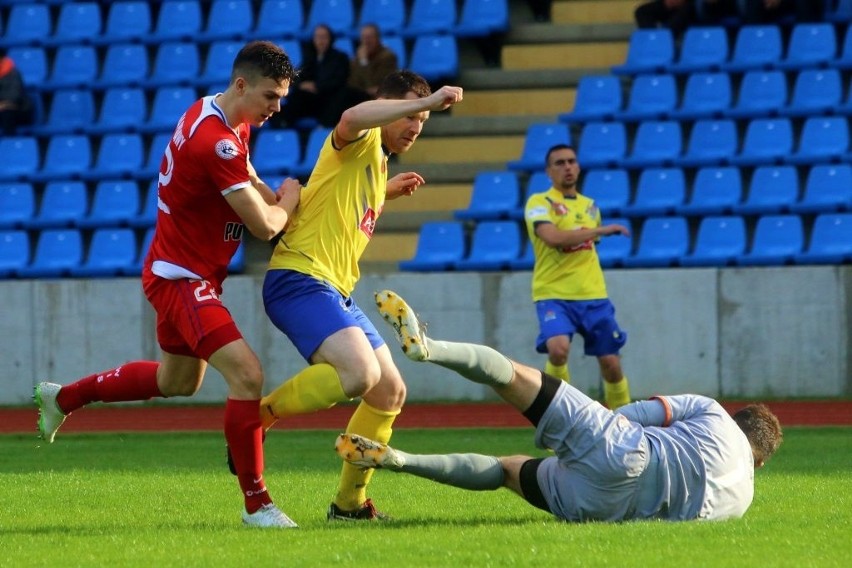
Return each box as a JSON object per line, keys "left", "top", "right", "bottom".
{"left": 427, "top": 86, "right": 463, "bottom": 111}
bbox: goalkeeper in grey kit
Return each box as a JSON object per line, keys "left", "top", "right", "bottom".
{"left": 336, "top": 290, "right": 783, "bottom": 522}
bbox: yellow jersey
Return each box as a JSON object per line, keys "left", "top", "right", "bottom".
{"left": 523, "top": 187, "right": 608, "bottom": 302}
{"left": 268, "top": 127, "right": 387, "bottom": 296}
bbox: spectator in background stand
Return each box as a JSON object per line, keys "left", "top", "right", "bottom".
{"left": 345, "top": 24, "right": 398, "bottom": 106}
{"left": 739, "top": 0, "right": 824, "bottom": 23}
{"left": 528, "top": 0, "right": 553, "bottom": 22}
{"left": 0, "top": 48, "right": 34, "bottom": 135}
{"left": 272, "top": 24, "right": 350, "bottom": 129}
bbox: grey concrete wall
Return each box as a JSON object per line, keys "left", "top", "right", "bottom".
{"left": 1, "top": 266, "right": 849, "bottom": 406}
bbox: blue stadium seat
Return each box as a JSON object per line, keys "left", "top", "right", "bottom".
{"left": 507, "top": 123, "right": 571, "bottom": 172}
{"left": 777, "top": 23, "right": 836, "bottom": 71}
{"left": 0, "top": 3, "right": 51, "bottom": 47}
{"left": 622, "top": 167, "right": 685, "bottom": 217}
{"left": 454, "top": 220, "right": 522, "bottom": 271}
{"left": 399, "top": 221, "right": 465, "bottom": 271}
{"left": 510, "top": 171, "right": 551, "bottom": 219}
{"left": 825, "top": 0, "right": 852, "bottom": 22}
{"left": 277, "top": 39, "right": 303, "bottom": 69}
{"left": 782, "top": 69, "right": 843, "bottom": 118}
{"left": 614, "top": 74, "right": 677, "bottom": 122}
{"left": 558, "top": 75, "right": 622, "bottom": 124}
{"left": 726, "top": 70, "right": 787, "bottom": 119}
{"left": 678, "top": 167, "right": 742, "bottom": 216}
{"left": 33, "top": 135, "right": 93, "bottom": 182}
{"left": 730, "top": 118, "right": 793, "bottom": 166}
{"left": 577, "top": 122, "right": 627, "bottom": 169}
{"left": 736, "top": 214, "right": 803, "bottom": 266}
{"left": 675, "top": 119, "right": 738, "bottom": 168}
{"left": 830, "top": 22, "right": 852, "bottom": 69}
{"left": 291, "top": 126, "right": 332, "bottom": 177}
{"left": 670, "top": 72, "right": 732, "bottom": 120}
{"left": 196, "top": 41, "right": 243, "bottom": 88}
{"left": 96, "top": 1, "right": 152, "bottom": 45}
{"left": 143, "top": 87, "right": 197, "bottom": 133}
{"left": 334, "top": 37, "right": 355, "bottom": 58}
{"left": 28, "top": 181, "right": 88, "bottom": 229}
{"left": 680, "top": 216, "right": 746, "bottom": 267}
{"left": 787, "top": 117, "right": 849, "bottom": 165}
{"left": 200, "top": 0, "right": 254, "bottom": 41}
{"left": 404, "top": 0, "right": 457, "bottom": 38}
{"left": 583, "top": 169, "right": 630, "bottom": 216}
{"left": 0, "top": 230, "right": 29, "bottom": 278}
{"left": 383, "top": 35, "right": 408, "bottom": 69}
{"left": 252, "top": 129, "right": 301, "bottom": 177}
{"left": 455, "top": 171, "right": 519, "bottom": 220}
{"left": 95, "top": 43, "right": 149, "bottom": 89}
{"left": 794, "top": 213, "right": 852, "bottom": 264}
{"left": 137, "top": 133, "right": 172, "bottom": 179}
{"left": 0, "top": 137, "right": 39, "bottom": 181}
{"left": 126, "top": 227, "right": 155, "bottom": 275}
{"left": 31, "top": 89, "right": 95, "bottom": 135}
{"left": 0, "top": 182, "right": 35, "bottom": 230}
{"left": 90, "top": 88, "right": 147, "bottom": 134}
{"left": 84, "top": 134, "right": 145, "bottom": 181}
{"left": 252, "top": 0, "right": 304, "bottom": 40}
{"left": 621, "top": 120, "right": 682, "bottom": 169}
{"left": 508, "top": 239, "right": 535, "bottom": 271}
{"left": 622, "top": 216, "right": 689, "bottom": 268}
{"left": 78, "top": 180, "right": 140, "bottom": 228}
{"left": 6, "top": 47, "right": 48, "bottom": 86}
{"left": 70, "top": 228, "right": 137, "bottom": 277}
{"left": 303, "top": 0, "right": 355, "bottom": 39}
{"left": 17, "top": 229, "right": 84, "bottom": 278}
{"left": 44, "top": 45, "right": 99, "bottom": 90}
{"left": 667, "top": 26, "right": 729, "bottom": 74}
{"left": 454, "top": 0, "right": 510, "bottom": 38}
{"left": 595, "top": 217, "right": 633, "bottom": 268}
{"left": 735, "top": 165, "right": 799, "bottom": 215}
{"left": 131, "top": 181, "right": 159, "bottom": 228}
{"left": 721, "top": 25, "right": 783, "bottom": 72}
{"left": 355, "top": 0, "right": 407, "bottom": 37}
{"left": 792, "top": 164, "right": 852, "bottom": 213}
{"left": 47, "top": 2, "right": 102, "bottom": 47}
{"left": 611, "top": 29, "right": 674, "bottom": 75}
{"left": 145, "top": 42, "right": 201, "bottom": 88}
{"left": 228, "top": 241, "right": 246, "bottom": 274}
{"left": 409, "top": 35, "right": 458, "bottom": 82}
{"left": 148, "top": 0, "right": 203, "bottom": 42}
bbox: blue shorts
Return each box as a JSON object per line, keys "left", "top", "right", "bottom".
{"left": 534, "top": 299, "right": 627, "bottom": 356}
{"left": 262, "top": 269, "right": 385, "bottom": 362}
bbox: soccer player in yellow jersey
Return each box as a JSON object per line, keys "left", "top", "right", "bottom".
{"left": 260, "top": 71, "right": 463, "bottom": 520}
{"left": 523, "top": 144, "right": 632, "bottom": 409}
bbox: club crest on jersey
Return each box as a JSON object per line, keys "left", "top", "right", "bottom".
{"left": 359, "top": 207, "right": 378, "bottom": 238}
{"left": 215, "top": 139, "right": 239, "bottom": 160}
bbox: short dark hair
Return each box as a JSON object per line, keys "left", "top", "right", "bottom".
{"left": 231, "top": 40, "right": 297, "bottom": 85}
{"left": 733, "top": 404, "right": 783, "bottom": 465}
{"left": 545, "top": 144, "right": 576, "bottom": 167}
{"left": 377, "top": 70, "right": 432, "bottom": 99}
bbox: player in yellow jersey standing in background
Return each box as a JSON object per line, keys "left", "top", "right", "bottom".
{"left": 523, "top": 144, "right": 633, "bottom": 409}
{"left": 258, "top": 71, "right": 463, "bottom": 520}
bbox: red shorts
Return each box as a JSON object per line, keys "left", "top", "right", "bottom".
{"left": 142, "top": 272, "right": 242, "bottom": 361}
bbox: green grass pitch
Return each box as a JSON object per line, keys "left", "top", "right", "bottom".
{"left": 1, "top": 427, "right": 850, "bottom": 567}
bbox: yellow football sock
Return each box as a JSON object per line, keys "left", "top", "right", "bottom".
{"left": 545, "top": 359, "right": 570, "bottom": 383}
{"left": 604, "top": 376, "right": 631, "bottom": 410}
{"left": 334, "top": 401, "right": 399, "bottom": 511}
{"left": 259, "top": 363, "right": 349, "bottom": 430}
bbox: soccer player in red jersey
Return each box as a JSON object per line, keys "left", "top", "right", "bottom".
{"left": 34, "top": 41, "right": 301, "bottom": 528}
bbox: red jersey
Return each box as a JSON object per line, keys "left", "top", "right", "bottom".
{"left": 144, "top": 96, "right": 251, "bottom": 290}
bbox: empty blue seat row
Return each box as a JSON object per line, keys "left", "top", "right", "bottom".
{"left": 0, "top": 0, "right": 506, "bottom": 49}
{"left": 0, "top": 226, "right": 247, "bottom": 279}
{"left": 398, "top": 214, "right": 852, "bottom": 272}
{"left": 456, "top": 164, "right": 851, "bottom": 224}
{"left": 613, "top": 23, "right": 852, "bottom": 77}
{"left": 562, "top": 69, "right": 852, "bottom": 125}
{"left": 569, "top": 117, "right": 850, "bottom": 170}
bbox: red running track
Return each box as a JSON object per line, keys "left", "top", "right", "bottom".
{"left": 2, "top": 400, "right": 850, "bottom": 434}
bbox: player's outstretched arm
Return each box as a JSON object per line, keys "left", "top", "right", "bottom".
{"left": 225, "top": 184, "right": 293, "bottom": 240}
